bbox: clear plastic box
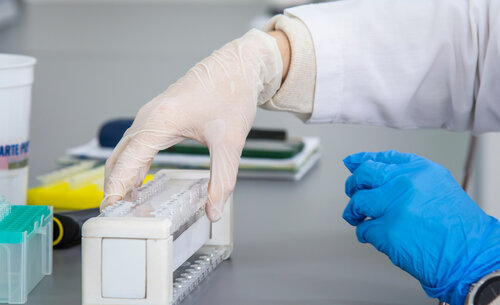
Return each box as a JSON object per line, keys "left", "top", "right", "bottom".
{"left": 0, "top": 199, "right": 52, "bottom": 304}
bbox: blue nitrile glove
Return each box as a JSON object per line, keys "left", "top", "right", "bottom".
{"left": 342, "top": 150, "right": 500, "bottom": 305}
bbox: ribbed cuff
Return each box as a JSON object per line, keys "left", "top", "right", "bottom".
{"left": 261, "top": 14, "right": 316, "bottom": 121}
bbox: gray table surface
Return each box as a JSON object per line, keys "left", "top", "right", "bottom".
{"left": 0, "top": 2, "right": 471, "bottom": 304}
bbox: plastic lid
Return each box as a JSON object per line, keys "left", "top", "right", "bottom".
{"left": 0, "top": 203, "right": 52, "bottom": 244}
{"left": 0, "top": 54, "right": 36, "bottom": 70}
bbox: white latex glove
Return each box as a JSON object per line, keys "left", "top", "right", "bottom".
{"left": 102, "top": 29, "right": 283, "bottom": 221}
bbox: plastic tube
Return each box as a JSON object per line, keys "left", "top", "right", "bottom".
{"left": 101, "top": 174, "right": 209, "bottom": 235}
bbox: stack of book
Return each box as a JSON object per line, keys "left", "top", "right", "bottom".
{"left": 66, "top": 119, "right": 321, "bottom": 181}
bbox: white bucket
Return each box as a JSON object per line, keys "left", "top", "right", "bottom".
{"left": 0, "top": 54, "right": 36, "bottom": 204}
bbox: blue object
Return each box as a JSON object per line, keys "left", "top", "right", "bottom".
{"left": 98, "top": 118, "right": 133, "bottom": 148}
{"left": 342, "top": 150, "right": 500, "bottom": 305}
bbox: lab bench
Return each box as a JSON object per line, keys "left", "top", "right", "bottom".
{"left": 24, "top": 165, "right": 434, "bottom": 305}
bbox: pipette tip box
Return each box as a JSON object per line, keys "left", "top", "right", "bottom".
{"left": 82, "top": 170, "right": 233, "bottom": 305}
{"left": 0, "top": 199, "right": 53, "bottom": 304}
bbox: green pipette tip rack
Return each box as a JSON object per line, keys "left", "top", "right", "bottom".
{"left": 0, "top": 197, "right": 53, "bottom": 304}
{"left": 0, "top": 198, "right": 52, "bottom": 244}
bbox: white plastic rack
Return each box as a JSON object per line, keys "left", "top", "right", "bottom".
{"left": 81, "top": 170, "right": 233, "bottom": 305}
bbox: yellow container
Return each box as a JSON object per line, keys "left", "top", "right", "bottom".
{"left": 28, "top": 162, "right": 153, "bottom": 210}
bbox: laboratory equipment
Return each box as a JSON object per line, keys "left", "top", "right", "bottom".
{"left": 0, "top": 54, "right": 36, "bottom": 204}
{"left": 0, "top": 197, "right": 52, "bottom": 304}
{"left": 28, "top": 162, "right": 104, "bottom": 210}
{"left": 81, "top": 169, "right": 232, "bottom": 305}
{"left": 53, "top": 208, "right": 99, "bottom": 248}
{"left": 28, "top": 161, "right": 154, "bottom": 210}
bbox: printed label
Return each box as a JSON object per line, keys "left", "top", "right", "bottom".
{"left": 0, "top": 141, "right": 29, "bottom": 170}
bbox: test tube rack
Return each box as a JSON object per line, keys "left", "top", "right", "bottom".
{"left": 81, "top": 170, "right": 233, "bottom": 305}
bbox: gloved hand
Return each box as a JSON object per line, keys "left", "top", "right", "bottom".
{"left": 102, "top": 29, "right": 283, "bottom": 221}
{"left": 342, "top": 150, "right": 500, "bottom": 305}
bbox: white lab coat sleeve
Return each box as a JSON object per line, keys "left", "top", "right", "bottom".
{"left": 261, "top": 15, "right": 316, "bottom": 121}
{"left": 286, "top": 0, "right": 500, "bottom": 133}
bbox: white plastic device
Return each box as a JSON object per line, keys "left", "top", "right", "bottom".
{"left": 81, "top": 170, "right": 233, "bottom": 305}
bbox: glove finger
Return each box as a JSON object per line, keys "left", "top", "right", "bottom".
{"left": 345, "top": 160, "right": 399, "bottom": 197}
{"left": 357, "top": 218, "right": 397, "bottom": 261}
{"left": 343, "top": 150, "right": 420, "bottom": 173}
{"left": 355, "top": 218, "right": 393, "bottom": 255}
{"left": 104, "top": 129, "right": 133, "bottom": 184}
{"left": 101, "top": 131, "right": 182, "bottom": 210}
{"left": 205, "top": 139, "right": 244, "bottom": 222}
{"left": 102, "top": 130, "right": 135, "bottom": 206}
{"left": 342, "top": 187, "right": 387, "bottom": 226}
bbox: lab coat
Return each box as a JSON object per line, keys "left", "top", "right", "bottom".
{"left": 286, "top": 0, "right": 500, "bottom": 133}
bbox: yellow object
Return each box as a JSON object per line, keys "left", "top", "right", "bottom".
{"left": 28, "top": 163, "right": 154, "bottom": 210}
{"left": 52, "top": 216, "right": 64, "bottom": 246}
